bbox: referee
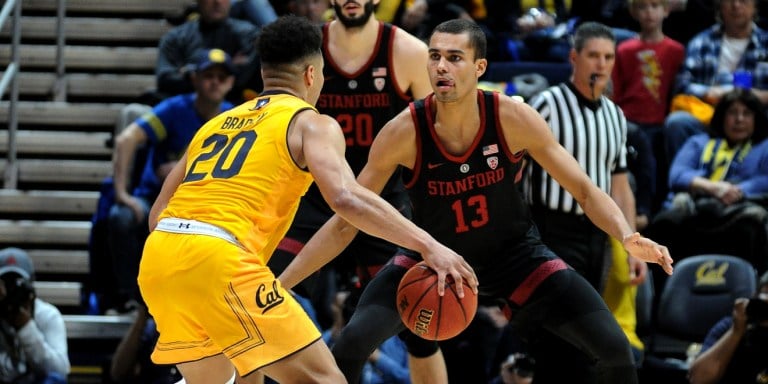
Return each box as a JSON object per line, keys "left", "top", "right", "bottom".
{"left": 524, "top": 22, "right": 647, "bottom": 383}
{"left": 525, "top": 21, "right": 645, "bottom": 292}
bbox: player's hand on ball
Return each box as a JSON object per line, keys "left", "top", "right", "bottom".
{"left": 397, "top": 262, "right": 477, "bottom": 340}
{"left": 622, "top": 232, "right": 674, "bottom": 275}
{"left": 422, "top": 244, "right": 478, "bottom": 297}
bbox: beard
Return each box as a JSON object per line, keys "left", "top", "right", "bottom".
{"left": 333, "top": 0, "right": 375, "bottom": 29}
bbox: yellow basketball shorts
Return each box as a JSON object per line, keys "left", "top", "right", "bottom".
{"left": 137, "top": 229, "right": 321, "bottom": 375}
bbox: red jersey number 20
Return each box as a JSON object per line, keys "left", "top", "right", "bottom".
{"left": 337, "top": 113, "right": 374, "bottom": 147}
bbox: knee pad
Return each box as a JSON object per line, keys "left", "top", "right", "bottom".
{"left": 333, "top": 323, "right": 381, "bottom": 359}
{"left": 400, "top": 331, "right": 439, "bottom": 358}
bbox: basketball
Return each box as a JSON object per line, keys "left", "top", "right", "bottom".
{"left": 396, "top": 262, "right": 477, "bottom": 341}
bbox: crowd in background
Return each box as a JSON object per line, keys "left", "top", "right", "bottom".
{"left": 70, "top": 0, "right": 768, "bottom": 383}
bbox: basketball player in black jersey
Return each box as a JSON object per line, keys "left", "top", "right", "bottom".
{"left": 279, "top": 19, "right": 674, "bottom": 384}
{"left": 266, "top": 1, "right": 445, "bottom": 382}
{"left": 269, "top": 0, "right": 430, "bottom": 297}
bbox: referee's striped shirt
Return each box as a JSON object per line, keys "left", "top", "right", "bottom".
{"left": 524, "top": 82, "right": 628, "bottom": 215}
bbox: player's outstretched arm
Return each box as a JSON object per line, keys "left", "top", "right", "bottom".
{"left": 499, "top": 96, "right": 674, "bottom": 275}
{"left": 280, "top": 111, "right": 478, "bottom": 295}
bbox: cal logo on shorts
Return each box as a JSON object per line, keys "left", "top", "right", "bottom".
{"left": 256, "top": 280, "right": 285, "bottom": 314}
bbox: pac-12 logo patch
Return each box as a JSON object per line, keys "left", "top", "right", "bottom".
{"left": 487, "top": 156, "right": 498, "bottom": 170}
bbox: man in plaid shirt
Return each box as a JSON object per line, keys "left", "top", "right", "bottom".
{"left": 663, "top": 0, "right": 768, "bottom": 171}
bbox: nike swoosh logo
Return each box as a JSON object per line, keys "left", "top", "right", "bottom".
{"left": 427, "top": 163, "right": 444, "bottom": 169}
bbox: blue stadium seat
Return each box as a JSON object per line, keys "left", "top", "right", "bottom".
{"left": 642, "top": 254, "right": 757, "bottom": 380}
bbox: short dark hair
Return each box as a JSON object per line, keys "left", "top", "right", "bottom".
{"left": 714, "top": 0, "right": 757, "bottom": 23}
{"left": 257, "top": 15, "right": 322, "bottom": 68}
{"left": 708, "top": 88, "right": 768, "bottom": 144}
{"left": 572, "top": 22, "right": 615, "bottom": 52}
{"left": 430, "top": 19, "right": 487, "bottom": 60}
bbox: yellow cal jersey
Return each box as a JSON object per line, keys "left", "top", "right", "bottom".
{"left": 160, "top": 91, "right": 316, "bottom": 263}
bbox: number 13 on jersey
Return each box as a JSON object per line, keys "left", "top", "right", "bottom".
{"left": 451, "top": 195, "right": 489, "bottom": 233}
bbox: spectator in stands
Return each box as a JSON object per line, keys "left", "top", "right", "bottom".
{"left": 484, "top": 0, "right": 574, "bottom": 62}
{"left": 0, "top": 248, "right": 69, "bottom": 384}
{"left": 229, "top": 0, "right": 278, "bottom": 27}
{"left": 664, "top": 88, "right": 768, "bottom": 209}
{"left": 273, "top": 0, "right": 331, "bottom": 23}
{"left": 107, "top": 49, "right": 235, "bottom": 314}
{"left": 663, "top": 0, "right": 716, "bottom": 46}
{"left": 570, "top": 0, "right": 640, "bottom": 45}
{"left": 663, "top": 0, "right": 768, "bottom": 170}
{"left": 386, "top": 0, "right": 517, "bottom": 61}
{"left": 399, "top": 0, "right": 489, "bottom": 40}
{"left": 171, "top": 0, "right": 277, "bottom": 29}
{"left": 687, "top": 269, "right": 768, "bottom": 384}
{"left": 155, "top": 0, "right": 260, "bottom": 105}
{"left": 611, "top": 0, "right": 685, "bottom": 223}
{"left": 571, "top": 0, "right": 627, "bottom": 26}
{"left": 109, "top": 303, "right": 182, "bottom": 384}
{"left": 649, "top": 89, "right": 768, "bottom": 271}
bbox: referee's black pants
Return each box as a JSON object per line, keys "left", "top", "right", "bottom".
{"left": 531, "top": 207, "right": 610, "bottom": 292}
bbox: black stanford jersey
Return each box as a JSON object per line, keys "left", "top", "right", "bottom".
{"left": 302, "top": 22, "right": 411, "bottom": 215}
{"left": 404, "top": 91, "right": 543, "bottom": 274}
{"left": 317, "top": 22, "right": 411, "bottom": 174}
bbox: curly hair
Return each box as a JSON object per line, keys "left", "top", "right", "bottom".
{"left": 708, "top": 88, "right": 768, "bottom": 144}
{"left": 257, "top": 15, "right": 322, "bottom": 68}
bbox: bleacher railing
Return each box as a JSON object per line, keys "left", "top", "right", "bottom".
{"left": 0, "top": 0, "right": 20, "bottom": 189}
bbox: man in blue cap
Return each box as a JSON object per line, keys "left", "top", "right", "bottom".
{"left": 104, "top": 48, "right": 236, "bottom": 315}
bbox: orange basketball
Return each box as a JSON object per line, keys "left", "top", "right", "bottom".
{"left": 396, "top": 262, "right": 477, "bottom": 341}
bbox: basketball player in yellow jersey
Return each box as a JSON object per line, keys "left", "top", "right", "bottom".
{"left": 137, "top": 15, "right": 477, "bottom": 384}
